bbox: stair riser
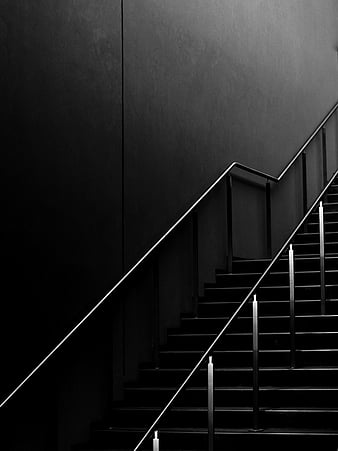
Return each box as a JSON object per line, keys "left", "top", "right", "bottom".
{"left": 88, "top": 431, "right": 338, "bottom": 451}
{"left": 204, "top": 285, "right": 338, "bottom": 301}
{"left": 328, "top": 184, "right": 338, "bottom": 193}
{"left": 295, "top": 232, "right": 338, "bottom": 243}
{"left": 124, "top": 389, "right": 338, "bottom": 408}
{"left": 311, "top": 211, "right": 338, "bottom": 222}
{"left": 114, "top": 411, "right": 338, "bottom": 429}
{"left": 327, "top": 193, "right": 338, "bottom": 201}
{"left": 104, "top": 409, "right": 338, "bottom": 430}
{"left": 214, "top": 271, "right": 338, "bottom": 287}
{"left": 166, "top": 333, "right": 338, "bottom": 351}
{"left": 214, "top": 274, "right": 260, "bottom": 287}
{"left": 137, "top": 369, "right": 338, "bottom": 388}
{"left": 180, "top": 316, "right": 338, "bottom": 333}
{"left": 291, "top": 242, "right": 338, "bottom": 254}
{"left": 304, "top": 221, "right": 338, "bottom": 233}
{"left": 319, "top": 203, "right": 338, "bottom": 212}
{"left": 219, "top": 257, "right": 338, "bottom": 275}
{"left": 159, "top": 350, "right": 338, "bottom": 368}
{"left": 198, "top": 300, "right": 338, "bottom": 317}
{"left": 231, "top": 260, "right": 270, "bottom": 273}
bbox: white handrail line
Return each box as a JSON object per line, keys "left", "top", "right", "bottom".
{"left": 133, "top": 166, "right": 338, "bottom": 451}
{"left": 1, "top": 101, "right": 337, "bottom": 409}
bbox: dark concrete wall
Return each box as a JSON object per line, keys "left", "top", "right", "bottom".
{"left": 2, "top": 1, "right": 338, "bottom": 450}
{"left": 124, "top": 0, "right": 338, "bottom": 263}
{"left": 1, "top": 1, "right": 122, "bottom": 450}
{"left": 1, "top": 0, "right": 122, "bottom": 392}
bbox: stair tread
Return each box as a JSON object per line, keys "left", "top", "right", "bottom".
{"left": 139, "top": 366, "right": 338, "bottom": 372}
{"left": 293, "top": 241, "right": 338, "bottom": 244}
{"left": 125, "top": 386, "right": 338, "bottom": 391}
{"left": 216, "top": 254, "right": 338, "bottom": 267}
{"left": 218, "top": 270, "right": 338, "bottom": 276}
{"left": 205, "top": 283, "right": 338, "bottom": 289}
{"left": 160, "top": 349, "right": 338, "bottom": 354}
{"left": 108, "top": 406, "right": 338, "bottom": 413}
{"left": 96, "top": 425, "right": 338, "bottom": 436}
{"left": 298, "top": 231, "right": 338, "bottom": 235}
{"left": 89, "top": 174, "right": 338, "bottom": 448}
{"left": 199, "top": 298, "right": 338, "bottom": 305}
{"left": 182, "top": 314, "right": 338, "bottom": 320}
{"left": 168, "top": 331, "right": 338, "bottom": 337}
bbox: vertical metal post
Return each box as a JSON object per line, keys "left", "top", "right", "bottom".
{"left": 322, "top": 126, "right": 328, "bottom": 188}
{"left": 319, "top": 201, "right": 326, "bottom": 315}
{"left": 153, "top": 431, "right": 159, "bottom": 451}
{"left": 208, "top": 356, "right": 214, "bottom": 451}
{"left": 289, "top": 244, "right": 296, "bottom": 368}
{"left": 226, "top": 175, "right": 233, "bottom": 273}
{"left": 302, "top": 151, "right": 308, "bottom": 218}
{"left": 192, "top": 211, "right": 199, "bottom": 317}
{"left": 252, "top": 294, "right": 260, "bottom": 431}
{"left": 153, "top": 257, "right": 160, "bottom": 368}
{"left": 265, "top": 179, "right": 272, "bottom": 258}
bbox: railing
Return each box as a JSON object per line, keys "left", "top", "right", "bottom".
{"left": 135, "top": 167, "right": 338, "bottom": 451}
{"left": 0, "top": 101, "right": 337, "bottom": 412}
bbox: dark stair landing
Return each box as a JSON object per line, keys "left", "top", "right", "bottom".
{"left": 77, "top": 181, "right": 338, "bottom": 450}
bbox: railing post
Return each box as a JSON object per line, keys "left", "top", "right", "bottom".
{"left": 153, "top": 257, "right": 160, "bottom": 368}
{"left": 319, "top": 201, "right": 326, "bottom": 315}
{"left": 322, "top": 126, "right": 328, "bottom": 188}
{"left": 192, "top": 211, "right": 199, "bottom": 317}
{"left": 289, "top": 244, "right": 296, "bottom": 368}
{"left": 226, "top": 175, "right": 233, "bottom": 273}
{"left": 153, "top": 431, "right": 159, "bottom": 451}
{"left": 302, "top": 151, "right": 308, "bottom": 218}
{"left": 208, "top": 356, "right": 214, "bottom": 451}
{"left": 265, "top": 179, "right": 272, "bottom": 258}
{"left": 252, "top": 294, "right": 260, "bottom": 431}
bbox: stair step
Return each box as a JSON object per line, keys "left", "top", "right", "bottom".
{"left": 290, "top": 242, "right": 338, "bottom": 254}
{"left": 295, "top": 231, "right": 338, "bottom": 243}
{"left": 100, "top": 405, "right": 338, "bottom": 430}
{"left": 123, "top": 385, "right": 338, "bottom": 408}
{"left": 137, "top": 366, "right": 338, "bottom": 387}
{"left": 88, "top": 426, "right": 338, "bottom": 450}
{"left": 216, "top": 255, "right": 338, "bottom": 274}
{"left": 158, "top": 348, "right": 338, "bottom": 368}
{"left": 213, "top": 270, "right": 338, "bottom": 287}
{"left": 180, "top": 314, "right": 338, "bottom": 334}
{"left": 165, "top": 331, "right": 338, "bottom": 351}
{"left": 204, "top": 284, "right": 338, "bottom": 300}
{"left": 322, "top": 202, "right": 338, "bottom": 212}
{"left": 327, "top": 193, "right": 338, "bottom": 202}
{"left": 311, "top": 211, "right": 338, "bottom": 222}
{"left": 198, "top": 299, "right": 338, "bottom": 316}
{"left": 84, "top": 175, "right": 338, "bottom": 451}
{"left": 303, "top": 221, "right": 338, "bottom": 233}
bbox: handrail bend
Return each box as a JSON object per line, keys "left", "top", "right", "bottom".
{"left": 0, "top": 102, "right": 337, "bottom": 410}
{"left": 134, "top": 167, "right": 338, "bottom": 451}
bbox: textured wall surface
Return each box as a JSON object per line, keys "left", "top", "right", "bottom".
{"left": 1, "top": 1, "right": 338, "bottom": 449}
{"left": 1, "top": 2, "right": 122, "bottom": 448}
{"left": 1, "top": 0, "right": 122, "bottom": 389}
{"left": 124, "top": 0, "right": 338, "bottom": 262}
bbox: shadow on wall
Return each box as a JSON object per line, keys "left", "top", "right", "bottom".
{"left": 124, "top": 0, "right": 338, "bottom": 266}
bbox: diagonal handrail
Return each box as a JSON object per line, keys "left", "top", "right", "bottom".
{"left": 0, "top": 102, "right": 337, "bottom": 410}
{"left": 133, "top": 167, "right": 338, "bottom": 451}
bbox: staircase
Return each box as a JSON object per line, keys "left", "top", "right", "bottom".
{"left": 76, "top": 179, "right": 338, "bottom": 450}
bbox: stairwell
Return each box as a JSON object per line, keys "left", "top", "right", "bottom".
{"left": 75, "top": 177, "right": 338, "bottom": 451}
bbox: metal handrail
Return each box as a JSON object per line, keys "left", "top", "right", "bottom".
{"left": 134, "top": 167, "right": 338, "bottom": 451}
{"left": 227, "top": 101, "right": 338, "bottom": 183}
{"left": 0, "top": 102, "right": 337, "bottom": 410}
